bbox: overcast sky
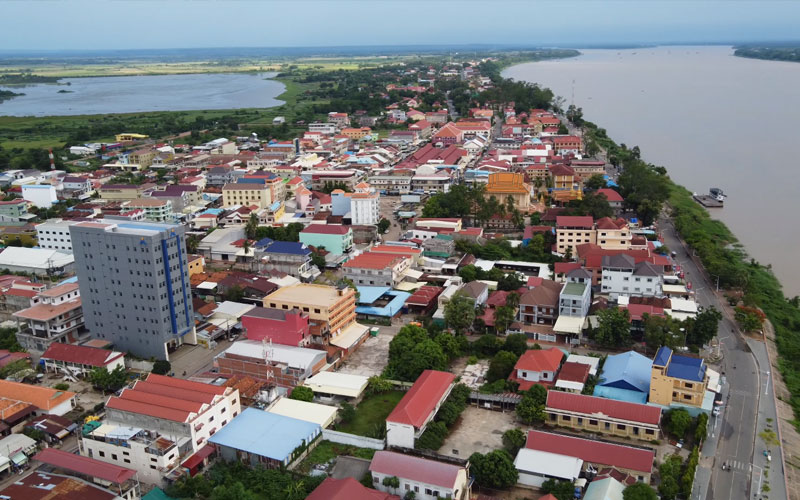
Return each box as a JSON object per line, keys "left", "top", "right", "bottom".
{"left": 1, "top": 0, "right": 799, "bottom": 51}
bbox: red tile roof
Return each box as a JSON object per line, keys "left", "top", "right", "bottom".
{"left": 596, "top": 188, "right": 624, "bottom": 202}
{"left": 105, "top": 397, "right": 192, "bottom": 422}
{"left": 556, "top": 216, "right": 593, "bottom": 228}
{"left": 131, "top": 380, "right": 216, "bottom": 404}
{"left": 307, "top": 477, "right": 399, "bottom": 500}
{"left": 370, "top": 450, "right": 463, "bottom": 489}
{"left": 405, "top": 286, "right": 443, "bottom": 307}
{"left": 34, "top": 448, "right": 137, "bottom": 484}
{"left": 386, "top": 370, "right": 455, "bottom": 427}
{"left": 41, "top": 343, "right": 124, "bottom": 368}
{"left": 556, "top": 362, "right": 591, "bottom": 383}
{"left": 625, "top": 304, "right": 665, "bottom": 321}
{"left": 343, "top": 252, "right": 405, "bottom": 270}
{"left": 301, "top": 224, "right": 351, "bottom": 235}
{"left": 525, "top": 430, "right": 655, "bottom": 473}
{"left": 514, "top": 348, "right": 564, "bottom": 373}
{"left": 546, "top": 391, "right": 661, "bottom": 425}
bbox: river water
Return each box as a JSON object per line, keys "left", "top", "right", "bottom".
{"left": 504, "top": 46, "right": 800, "bottom": 296}
{"left": 0, "top": 72, "right": 285, "bottom": 116}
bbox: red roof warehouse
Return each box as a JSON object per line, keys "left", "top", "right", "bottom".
{"left": 525, "top": 429, "right": 655, "bottom": 476}
{"left": 545, "top": 391, "right": 662, "bottom": 426}
{"left": 386, "top": 370, "right": 455, "bottom": 448}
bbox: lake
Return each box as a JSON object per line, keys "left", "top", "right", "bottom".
{"left": 504, "top": 46, "right": 800, "bottom": 296}
{"left": 0, "top": 72, "right": 285, "bottom": 116}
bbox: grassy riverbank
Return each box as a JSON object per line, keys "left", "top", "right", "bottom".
{"left": 584, "top": 119, "right": 800, "bottom": 429}
{"left": 734, "top": 46, "right": 800, "bottom": 63}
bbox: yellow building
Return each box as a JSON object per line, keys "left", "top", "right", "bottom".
{"left": 222, "top": 183, "right": 272, "bottom": 209}
{"left": 187, "top": 255, "right": 205, "bottom": 276}
{"left": 98, "top": 184, "right": 150, "bottom": 201}
{"left": 263, "top": 284, "right": 357, "bottom": 343}
{"left": 596, "top": 217, "right": 632, "bottom": 250}
{"left": 128, "top": 149, "right": 156, "bottom": 168}
{"left": 485, "top": 172, "right": 532, "bottom": 212}
{"left": 341, "top": 127, "right": 372, "bottom": 140}
{"left": 545, "top": 391, "right": 662, "bottom": 441}
{"left": 649, "top": 347, "right": 708, "bottom": 408}
{"left": 115, "top": 133, "right": 149, "bottom": 142}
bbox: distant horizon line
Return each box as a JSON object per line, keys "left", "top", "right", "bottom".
{"left": 1, "top": 40, "right": 800, "bottom": 56}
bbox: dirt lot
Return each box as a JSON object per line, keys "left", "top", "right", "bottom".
{"left": 438, "top": 406, "right": 519, "bottom": 459}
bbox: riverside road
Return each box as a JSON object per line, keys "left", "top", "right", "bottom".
{"left": 660, "top": 214, "right": 785, "bottom": 500}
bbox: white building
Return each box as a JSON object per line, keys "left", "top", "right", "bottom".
{"left": 22, "top": 184, "right": 58, "bottom": 209}
{"left": 0, "top": 247, "right": 75, "bottom": 276}
{"left": 601, "top": 254, "right": 664, "bottom": 300}
{"left": 82, "top": 373, "right": 241, "bottom": 485}
{"left": 370, "top": 451, "right": 470, "bottom": 500}
{"left": 514, "top": 448, "right": 583, "bottom": 488}
{"left": 309, "top": 122, "right": 337, "bottom": 135}
{"left": 350, "top": 190, "right": 380, "bottom": 225}
{"left": 35, "top": 219, "right": 79, "bottom": 252}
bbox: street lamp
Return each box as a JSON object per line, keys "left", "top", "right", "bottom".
{"left": 709, "top": 274, "right": 720, "bottom": 293}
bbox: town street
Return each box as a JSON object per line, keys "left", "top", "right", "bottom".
{"left": 660, "top": 216, "right": 785, "bottom": 500}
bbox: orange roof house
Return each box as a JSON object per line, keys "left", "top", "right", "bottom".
{"left": 508, "top": 348, "right": 565, "bottom": 390}
{"left": 0, "top": 379, "right": 77, "bottom": 416}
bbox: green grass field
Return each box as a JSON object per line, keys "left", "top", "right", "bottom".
{"left": 297, "top": 440, "right": 376, "bottom": 473}
{"left": 335, "top": 390, "right": 405, "bottom": 437}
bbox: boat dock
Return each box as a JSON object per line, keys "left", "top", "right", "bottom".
{"left": 693, "top": 195, "right": 724, "bottom": 208}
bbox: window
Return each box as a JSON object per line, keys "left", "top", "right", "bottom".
{"left": 617, "top": 424, "right": 626, "bottom": 430}
{"left": 112, "top": 454, "right": 118, "bottom": 460}
{"left": 562, "top": 415, "right": 571, "bottom": 422}
{"left": 683, "top": 394, "right": 692, "bottom": 400}
{"left": 589, "top": 419, "right": 598, "bottom": 425}
{"left": 604, "top": 422, "right": 611, "bottom": 430}
{"left": 646, "top": 429, "right": 655, "bottom": 435}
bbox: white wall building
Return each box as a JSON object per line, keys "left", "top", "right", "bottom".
{"left": 601, "top": 254, "right": 664, "bottom": 300}
{"left": 370, "top": 451, "right": 470, "bottom": 500}
{"left": 36, "top": 219, "right": 79, "bottom": 252}
{"left": 22, "top": 184, "right": 58, "bottom": 209}
{"left": 514, "top": 448, "right": 583, "bottom": 488}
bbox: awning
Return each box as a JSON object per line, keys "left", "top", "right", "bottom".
{"left": 181, "top": 443, "right": 215, "bottom": 474}
{"left": 330, "top": 323, "right": 369, "bottom": 350}
{"left": 0, "top": 456, "right": 9, "bottom": 472}
{"left": 553, "top": 315, "right": 584, "bottom": 334}
{"left": 11, "top": 452, "right": 27, "bottom": 466}
{"left": 55, "top": 429, "right": 71, "bottom": 439}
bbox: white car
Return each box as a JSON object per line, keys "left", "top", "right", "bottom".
{"left": 713, "top": 406, "right": 721, "bottom": 417}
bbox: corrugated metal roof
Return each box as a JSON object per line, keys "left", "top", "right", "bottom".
{"left": 34, "top": 448, "right": 136, "bottom": 484}
{"left": 386, "top": 370, "right": 454, "bottom": 427}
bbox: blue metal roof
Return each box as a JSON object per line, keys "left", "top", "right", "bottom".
{"left": 653, "top": 346, "right": 672, "bottom": 367}
{"left": 355, "top": 290, "right": 411, "bottom": 318}
{"left": 356, "top": 286, "right": 391, "bottom": 304}
{"left": 208, "top": 408, "right": 320, "bottom": 462}
{"left": 254, "top": 237, "right": 274, "bottom": 249}
{"left": 262, "top": 241, "right": 310, "bottom": 256}
{"left": 592, "top": 385, "right": 649, "bottom": 405}
{"left": 236, "top": 178, "right": 267, "bottom": 185}
{"left": 201, "top": 208, "right": 224, "bottom": 215}
{"left": 666, "top": 353, "right": 706, "bottom": 382}
{"left": 597, "top": 351, "right": 652, "bottom": 393}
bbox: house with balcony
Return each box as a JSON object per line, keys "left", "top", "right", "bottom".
{"left": 517, "top": 279, "right": 563, "bottom": 341}
{"left": 86, "top": 373, "right": 241, "bottom": 484}
{"left": 123, "top": 198, "right": 174, "bottom": 222}
{"left": 254, "top": 238, "right": 319, "bottom": 281}
{"left": 343, "top": 252, "right": 411, "bottom": 288}
{"left": 13, "top": 282, "right": 84, "bottom": 352}
{"left": 601, "top": 254, "right": 664, "bottom": 300}
{"left": 508, "top": 347, "right": 565, "bottom": 390}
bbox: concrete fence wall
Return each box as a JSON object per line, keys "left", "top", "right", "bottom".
{"left": 322, "top": 429, "right": 385, "bottom": 450}
{"left": 125, "top": 359, "right": 154, "bottom": 372}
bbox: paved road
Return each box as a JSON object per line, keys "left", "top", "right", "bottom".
{"left": 660, "top": 216, "right": 785, "bottom": 500}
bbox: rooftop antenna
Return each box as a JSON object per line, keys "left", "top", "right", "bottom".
{"left": 48, "top": 149, "right": 55, "bottom": 171}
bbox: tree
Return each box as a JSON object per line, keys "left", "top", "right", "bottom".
{"left": 687, "top": 307, "right": 721, "bottom": 346}
{"left": 557, "top": 123, "right": 569, "bottom": 135}
{"left": 594, "top": 307, "right": 632, "bottom": 348}
{"left": 541, "top": 478, "right": 577, "bottom": 500}
{"left": 289, "top": 386, "right": 314, "bottom": 402}
{"left": 502, "top": 333, "right": 528, "bottom": 356}
{"left": 493, "top": 306, "right": 516, "bottom": 335}
{"left": 224, "top": 285, "right": 245, "bottom": 302}
{"left": 666, "top": 408, "right": 692, "bottom": 438}
{"left": 245, "top": 213, "right": 259, "bottom": 240}
{"left": 584, "top": 174, "right": 607, "bottom": 191}
{"left": 381, "top": 476, "right": 400, "bottom": 494}
{"left": 434, "top": 332, "right": 462, "bottom": 360}
{"left": 472, "top": 334, "right": 502, "bottom": 357}
{"left": 89, "top": 365, "right": 128, "bottom": 393}
{"left": 734, "top": 306, "right": 765, "bottom": 332}
{"left": 444, "top": 293, "right": 476, "bottom": 334}
{"left": 566, "top": 104, "right": 583, "bottom": 126}
{"left": 384, "top": 325, "right": 448, "bottom": 381}
{"left": 497, "top": 272, "right": 523, "bottom": 291}
{"left": 458, "top": 264, "right": 479, "bottom": 283}
{"left": 567, "top": 191, "right": 613, "bottom": 219}
{"left": 487, "top": 351, "right": 518, "bottom": 383}
{"left": 502, "top": 428, "right": 526, "bottom": 454}
{"left": 152, "top": 360, "right": 171, "bottom": 375}
{"left": 517, "top": 385, "right": 548, "bottom": 424}
{"left": 367, "top": 375, "right": 393, "bottom": 394}
{"left": 694, "top": 412, "right": 709, "bottom": 443}
{"left": 643, "top": 314, "right": 683, "bottom": 352}
{"left": 623, "top": 483, "right": 659, "bottom": 500}
{"left": 469, "top": 450, "right": 518, "bottom": 489}
{"left": 377, "top": 218, "right": 390, "bottom": 234}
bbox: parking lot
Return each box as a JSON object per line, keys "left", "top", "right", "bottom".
{"left": 438, "top": 406, "right": 520, "bottom": 458}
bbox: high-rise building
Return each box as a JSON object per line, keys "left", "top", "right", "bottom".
{"left": 70, "top": 220, "right": 196, "bottom": 360}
